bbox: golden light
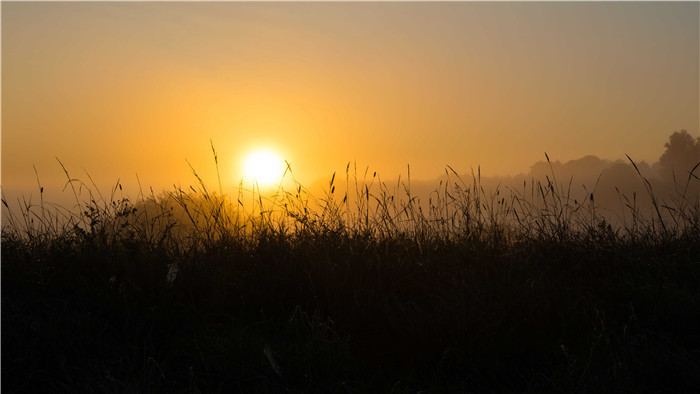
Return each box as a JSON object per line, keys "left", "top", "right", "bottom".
{"left": 242, "top": 149, "right": 286, "bottom": 187}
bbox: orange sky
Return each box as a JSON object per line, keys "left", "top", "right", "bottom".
{"left": 2, "top": 2, "right": 698, "bottom": 199}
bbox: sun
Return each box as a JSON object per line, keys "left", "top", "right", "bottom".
{"left": 242, "top": 149, "right": 286, "bottom": 187}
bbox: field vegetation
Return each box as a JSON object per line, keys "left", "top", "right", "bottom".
{"left": 3, "top": 148, "right": 700, "bottom": 392}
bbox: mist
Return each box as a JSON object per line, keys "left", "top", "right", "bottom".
{"left": 303, "top": 130, "right": 699, "bottom": 227}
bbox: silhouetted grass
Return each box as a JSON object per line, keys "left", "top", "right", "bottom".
{"left": 2, "top": 155, "right": 699, "bottom": 393}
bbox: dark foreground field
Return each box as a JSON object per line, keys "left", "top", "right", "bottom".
{"left": 3, "top": 168, "right": 700, "bottom": 392}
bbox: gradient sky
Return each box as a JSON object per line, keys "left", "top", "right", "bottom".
{"left": 2, "top": 2, "right": 698, "bottom": 197}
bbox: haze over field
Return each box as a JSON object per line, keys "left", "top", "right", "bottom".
{"left": 4, "top": 3, "right": 700, "bottom": 392}
{"left": 2, "top": 2, "right": 699, "bottom": 206}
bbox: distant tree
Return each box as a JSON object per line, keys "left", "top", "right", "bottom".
{"left": 657, "top": 130, "right": 700, "bottom": 180}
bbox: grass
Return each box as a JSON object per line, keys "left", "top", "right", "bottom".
{"left": 2, "top": 154, "right": 700, "bottom": 393}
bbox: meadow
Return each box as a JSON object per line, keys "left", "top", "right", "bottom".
{"left": 2, "top": 156, "right": 700, "bottom": 393}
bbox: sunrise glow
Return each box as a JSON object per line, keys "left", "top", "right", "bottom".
{"left": 242, "top": 149, "right": 285, "bottom": 187}
{"left": 2, "top": 3, "right": 699, "bottom": 391}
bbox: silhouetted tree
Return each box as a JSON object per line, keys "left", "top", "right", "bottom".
{"left": 656, "top": 130, "right": 700, "bottom": 180}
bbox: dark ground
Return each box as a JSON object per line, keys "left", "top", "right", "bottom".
{"left": 3, "top": 223, "right": 700, "bottom": 393}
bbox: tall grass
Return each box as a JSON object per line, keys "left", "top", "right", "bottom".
{"left": 2, "top": 154, "right": 699, "bottom": 392}
{"left": 4, "top": 154, "right": 698, "bottom": 249}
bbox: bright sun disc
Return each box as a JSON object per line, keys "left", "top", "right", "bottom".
{"left": 243, "top": 150, "right": 285, "bottom": 186}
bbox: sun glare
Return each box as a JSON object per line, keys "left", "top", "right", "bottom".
{"left": 242, "top": 149, "right": 285, "bottom": 187}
